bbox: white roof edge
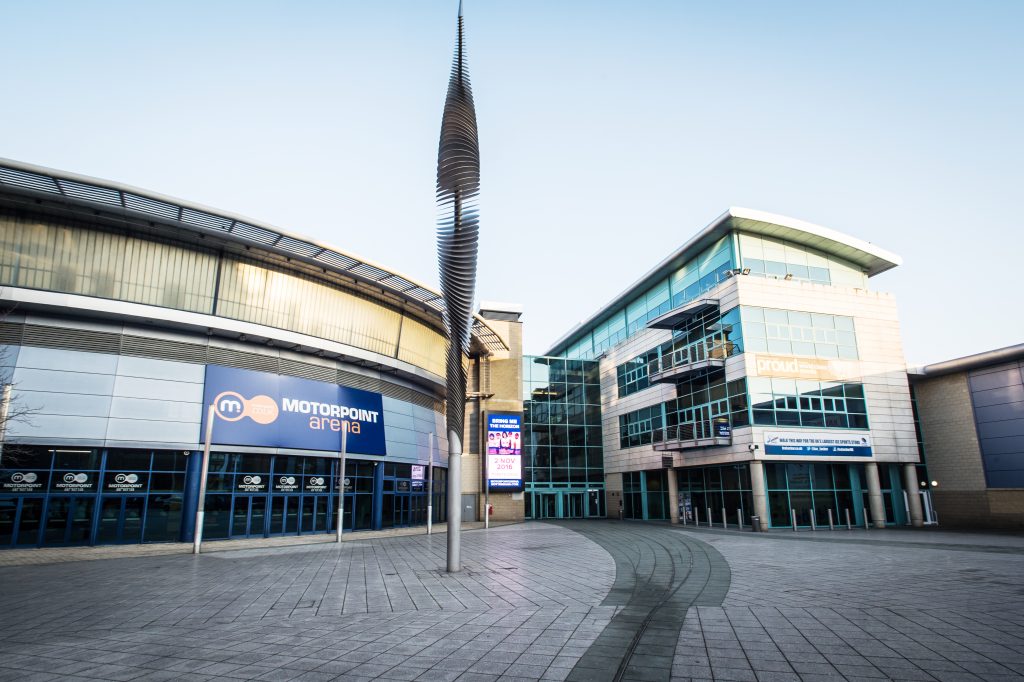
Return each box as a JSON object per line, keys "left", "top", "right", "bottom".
{"left": 728, "top": 206, "right": 903, "bottom": 269}
{"left": 479, "top": 301, "right": 524, "bottom": 314}
{"left": 544, "top": 207, "right": 902, "bottom": 356}
{"left": 0, "top": 157, "right": 507, "bottom": 351}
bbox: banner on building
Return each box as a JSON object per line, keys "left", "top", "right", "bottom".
{"left": 753, "top": 354, "right": 859, "bottom": 381}
{"left": 764, "top": 431, "right": 872, "bottom": 457}
{"left": 201, "top": 365, "right": 386, "bottom": 455}
{"left": 486, "top": 412, "right": 522, "bottom": 491}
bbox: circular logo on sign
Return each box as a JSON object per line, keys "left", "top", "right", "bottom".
{"left": 213, "top": 391, "right": 248, "bottom": 422}
{"left": 287, "top": 476, "right": 296, "bottom": 485}
{"left": 343, "top": 478, "right": 351, "bottom": 486}
{"left": 115, "top": 473, "right": 128, "bottom": 484}
{"left": 11, "top": 473, "right": 25, "bottom": 483}
{"left": 245, "top": 395, "right": 279, "bottom": 425}
{"left": 251, "top": 475, "right": 262, "bottom": 485}
{"left": 74, "top": 473, "right": 88, "bottom": 484}
{"left": 311, "top": 477, "right": 324, "bottom": 486}
{"left": 63, "top": 473, "right": 76, "bottom": 483}
{"left": 126, "top": 474, "right": 138, "bottom": 484}
{"left": 24, "top": 473, "right": 37, "bottom": 483}
{"left": 243, "top": 475, "right": 254, "bottom": 485}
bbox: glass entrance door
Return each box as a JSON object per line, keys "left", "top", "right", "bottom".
{"left": 565, "top": 493, "right": 584, "bottom": 518}
{"left": 43, "top": 497, "right": 96, "bottom": 546}
{"left": 537, "top": 493, "right": 557, "bottom": 519}
{"left": 96, "top": 496, "right": 146, "bottom": 544}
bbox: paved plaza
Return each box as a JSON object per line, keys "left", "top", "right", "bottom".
{"left": 0, "top": 522, "right": 1022, "bottom": 682}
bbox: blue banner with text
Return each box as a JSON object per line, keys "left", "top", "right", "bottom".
{"left": 201, "top": 365, "right": 386, "bottom": 455}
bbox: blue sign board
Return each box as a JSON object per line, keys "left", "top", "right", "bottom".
{"left": 486, "top": 413, "right": 522, "bottom": 491}
{"left": 764, "top": 432, "right": 872, "bottom": 457}
{"left": 201, "top": 365, "right": 386, "bottom": 455}
{"left": 714, "top": 419, "right": 731, "bottom": 439}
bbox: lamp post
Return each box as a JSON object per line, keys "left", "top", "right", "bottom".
{"left": 336, "top": 427, "right": 347, "bottom": 543}
{"left": 427, "top": 432, "right": 434, "bottom": 535}
{"left": 192, "top": 404, "right": 216, "bottom": 555}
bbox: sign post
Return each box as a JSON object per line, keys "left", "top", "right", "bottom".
{"left": 193, "top": 404, "right": 215, "bottom": 555}
{"left": 427, "top": 432, "right": 434, "bottom": 535}
{"left": 336, "top": 427, "right": 347, "bottom": 543}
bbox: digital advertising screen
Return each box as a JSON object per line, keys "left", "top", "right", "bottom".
{"left": 486, "top": 412, "right": 522, "bottom": 491}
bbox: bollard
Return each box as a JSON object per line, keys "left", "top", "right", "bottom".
{"left": 845, "top": 508, "right": 852, "bottom": 530}
{"left": 722, "top": 507, "right": 727, "bottom": 529}
{"left": 810, "top": 511, "right": 816, "bottom": 531}
{"left": 791, "top": 509, "right": 798, "bottom": 531}
{"left": 737, "top": 509, "right": 743, "bottom": 530}
{"left": 707, "top": 507, "right": 712, "bottom": 528}
{"left": 827, "top": 508, "right": 834, "bottom": 531}
{"left": 695, "top": 507, "right": 700, "bottom": 526}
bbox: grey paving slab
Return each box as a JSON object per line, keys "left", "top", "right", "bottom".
{"left": 3, "top": 520, "right": 1024, "bottom": 681}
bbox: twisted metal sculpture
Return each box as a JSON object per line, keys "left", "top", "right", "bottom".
{"left": 436, "top": 0, "right": 480, "bottom": 444}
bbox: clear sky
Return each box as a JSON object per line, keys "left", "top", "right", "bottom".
{"left": 2, "top": 1, "right": 1021, "bottom": 364}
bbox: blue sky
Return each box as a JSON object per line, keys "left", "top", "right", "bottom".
{"left": 2, "top": 1, "right": 1021, "bottom": 363}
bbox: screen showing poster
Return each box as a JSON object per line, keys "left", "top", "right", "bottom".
{"left": 486, "top": 413, "right": 522, "bottom": 491}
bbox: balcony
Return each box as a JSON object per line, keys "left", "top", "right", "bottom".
{"left": 653, "top": 421, "right": 732, "bottom": 451}
{"left": 647, "top": 340, "right": 731, "bottom": 383}
{"left": 646, "top": 298, "right": 719, "bottom": 329}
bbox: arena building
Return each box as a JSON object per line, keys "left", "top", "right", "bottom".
{"left": 530, "top": 207, "right": 926, "bottom": 529}
{"left": 909, "top": 344, "right": 1024, "bottom": 529}
{"left": 0, "top": 158, "right": 521, "bottom": 549}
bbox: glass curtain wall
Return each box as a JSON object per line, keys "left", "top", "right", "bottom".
{"left": 676, "top": 464, "right": 753, "bottom": 526}
{"left": 522, "top": 356, "right": 604, "bottom": 518}
{"left": 0, "top": 447, "right": 187, "bottom": 547}
{"left": 562, "top": 236, "right": 734, "bottom": 360}
{"left": 0, "top": 210, "right": 446, "bottom": 376}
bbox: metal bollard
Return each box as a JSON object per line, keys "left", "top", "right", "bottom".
{"left": 827, "top": 508, "right": 834, "bottom": 531}
{"left": 707, "top": 507, "right": 712, "bottom": 528}
{"left": 695, "top": 507, "right": 700, "bottom": 526}
{"left": 810, "top": 511, "right": 816, "bottom": 531}
{"left": 737, "top": 508, "right": 743, "bottom": 530}
{"left": 791, "top": 509, "right": 798, "bottom": 531}
{"left": 845, "top": 508, "right": 852, "bottom": 530}
{"left": 721, "top": 507, "right": 727, "bottom": 529}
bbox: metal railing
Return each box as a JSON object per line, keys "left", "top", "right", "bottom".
{"left": 648, "top": 340, "right": 730, "bottom": 378}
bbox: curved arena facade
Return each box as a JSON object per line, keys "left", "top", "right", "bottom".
{"left": 0, "top": 158, "right": 509, "bottom": 548}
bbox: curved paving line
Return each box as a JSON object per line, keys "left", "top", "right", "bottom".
{"left": 554, "top": 521, "right": 730, "bottom": 682}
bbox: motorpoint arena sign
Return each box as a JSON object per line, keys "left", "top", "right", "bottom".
{"left": 201, "top": 365, "right": 386, "bottom": 455}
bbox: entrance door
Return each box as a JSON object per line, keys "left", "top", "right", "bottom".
{"left": 565, "top": 493, "right": 584, "bottom": 519}
{"left": 96, "top": 496, "right": 146, "bottom": 544}
{"left": 43, "top": 497, "right": 96, "bottom": 546}
{"left": 536, "top": 493, "right": 557, "bottom": 519}
{"left": 461, "top": 494, "right": 477, "bottom": 522}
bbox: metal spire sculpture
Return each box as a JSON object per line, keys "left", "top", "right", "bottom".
{"left": 437, "top": 0, "right": 479, "bottom": 573}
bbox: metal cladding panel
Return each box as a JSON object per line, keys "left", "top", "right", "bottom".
{"left": 969, "top": 362, "right": 1024, "bottom": 488}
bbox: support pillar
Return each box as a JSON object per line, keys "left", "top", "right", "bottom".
{"left": 903, "top": 463, "right": 924, "bottom": 528}
{"left": 750, "top": 460, "right": 769, "bottom": 531}
{"left": 667, "top": 468, "right": 679, "bottom": 524}
{"left": 865, "top": 462, "right": 886, "bottom": 529}
{"left": 446, "top": 431, "right": 462, "bottom": 572}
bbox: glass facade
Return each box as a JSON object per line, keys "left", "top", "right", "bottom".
{"left": 617, "top": 306, "right": 743, "bottom": 397}
{"left": 675, "top": 462, "right": 908, "bottom": 529}
{"left": 200, "top": 455, "right": 446, "bottom": 541}
{"left": 0, "top": 447, "right": 187, "bottom": 547}
{"left": 560, "top": 236, "right": 733, "bottom": 360}
{"left": 0, "top": 445, "right": 447, "bottom": 548}
{"left": 618, "top": 375, "right": 749, "bottom": 447}
{"left": 742, "top": 307, "right": 858, "bottom": 359}
{"left": 0, "top": 210, "right": 446, "bottom": 376}
{"left": 621, "top": 470, "right": 669, "bottom": 520}
{"left": 522, "top": 356, "right": 605, "bottom": 518}
{"left": 749, "top": 378, "right": 869, "bottom": 429}
{"left": 737, "top": 232, "right": 868, "bottom": 289}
